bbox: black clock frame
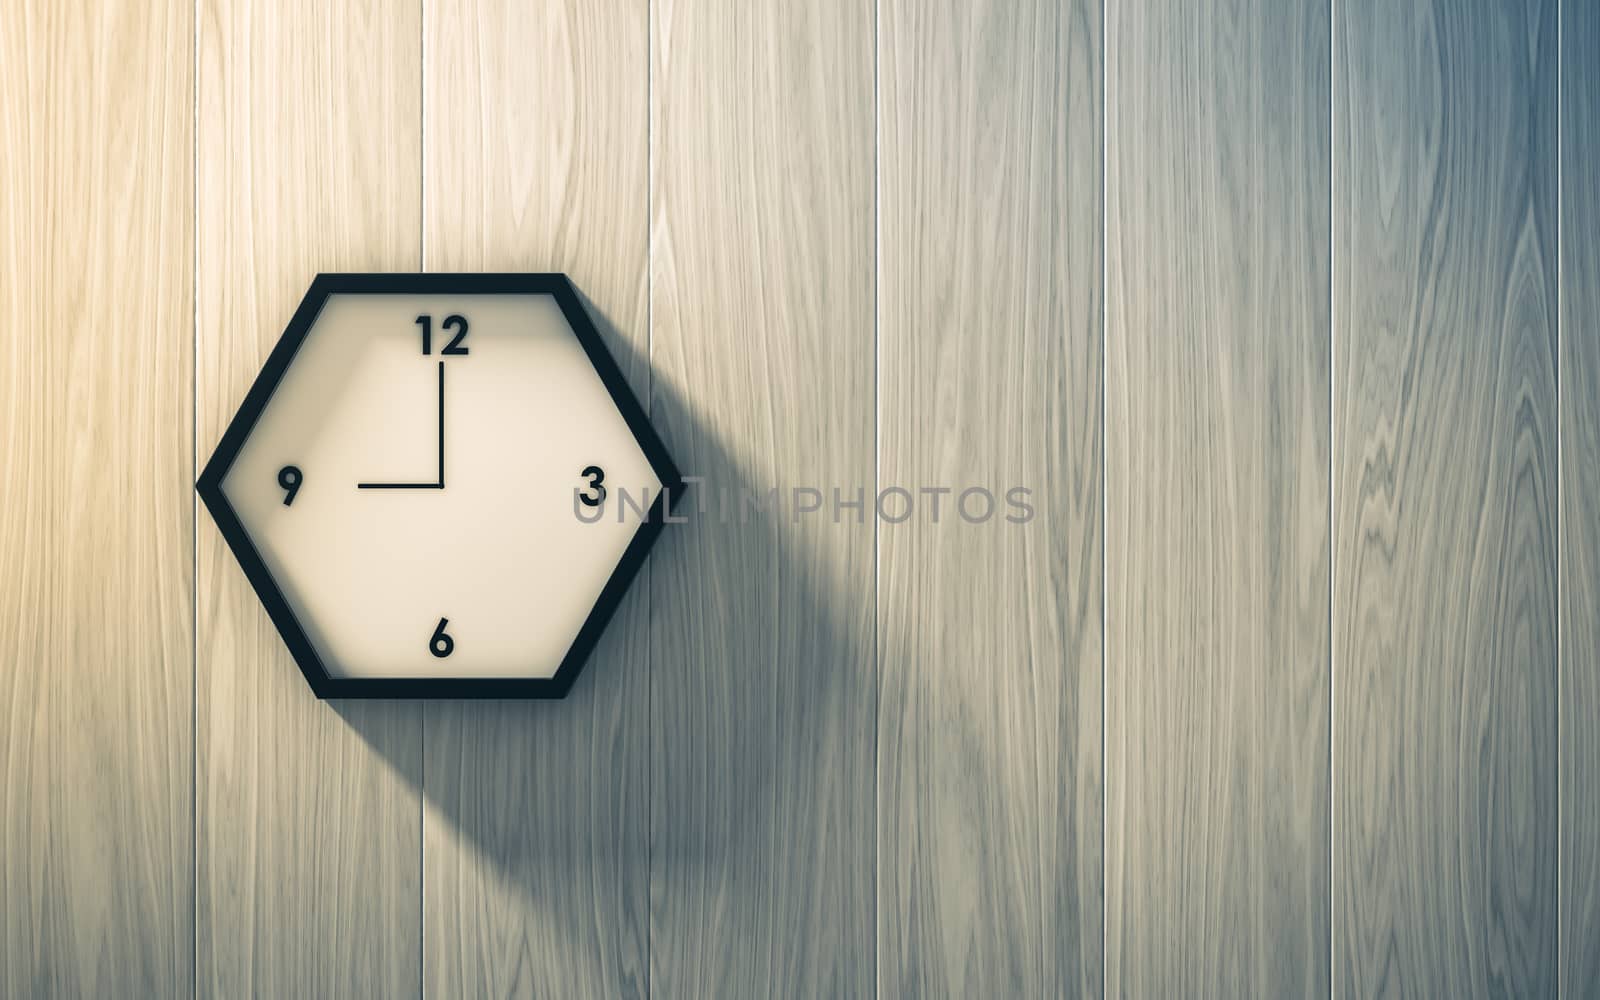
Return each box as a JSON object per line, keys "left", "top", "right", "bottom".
{"left": 196, "top": 273, "right": 683, "bottom": 699}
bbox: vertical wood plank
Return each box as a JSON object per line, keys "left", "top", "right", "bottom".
{"left": 195, "top": 1, "right": 423, "bottom": 994}
{"left": 1561, "top": 0, "right": 1599, "bottom": 993}
{"left": 0, "top": 2, "right": 193, "bottom": 995}
{"left": 420, "top": 1, "right": 648, "bottom": 996}
{"left": 1106, "top": 0, "right": 1331, "bottom": 994}
{"left": 1334, "top": 1, "right": 1558, "bottom": 994}
{"left": 649, "top": 0, "right": 876, "bottom": 994}
{"left": 877, "top": 1, "right": 1103, "bottom": 995}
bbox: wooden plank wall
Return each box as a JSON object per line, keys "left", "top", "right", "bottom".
{"left": 5, "top": 0, "right": 1596, "bottom": 996}
{"left": 1562, "top": 0, "right": 1600, "bottom": 995}
{"left": 1106, "top": 0, "right": 1330, "bottom": 994}
{"left": 648, "top": 0, "right": 877, "bottom": 994}
{"left": 1334, "top": 1, "right": 1559, "bottom": 994}
{"left": 0, "top": 2, "right": 193, "bottom": 996}
{"left": 879, "top": 0, "right": 1102, "bottom": 994}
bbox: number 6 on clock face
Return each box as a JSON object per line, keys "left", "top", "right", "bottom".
{"left": 429, "top": 617, "right": 454, "bottom": 658}
{"left": 200, "top": 276, "right": 681, "bottom": 697}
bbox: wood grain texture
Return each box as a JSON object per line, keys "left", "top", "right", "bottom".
{"left": 195, "top": 1, "right": 423, "bottom": 994}
{"left": 877, "top": 1, "right": 1103, "bottom": 995}
{"left": 1106, "top": 0, "right": 1330, "bottom": 994}
{"left": 649, "top": 0, "right": 876, "bottom": 994}
{"left": 1334, "top": 1, "right": 1558, "bottom": 994}
{"left": 0, "top": 2, "right": 193, "bottom": 995}
{"left": 420, "top": 1, "right": 649, "bottom": 996}
{"left": 1562, "top": 0, "right": 1600, "bottom": 993}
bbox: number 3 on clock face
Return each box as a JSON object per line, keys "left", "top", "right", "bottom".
{"left": 212, "top": 285, "right": 671, "bottom": 689}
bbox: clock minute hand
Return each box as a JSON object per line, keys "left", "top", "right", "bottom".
{"left": 436, "top": 359, "right": 445, "bottom": 488}
{"left": 355, "top": 360, "right": 448, "bottom": 490}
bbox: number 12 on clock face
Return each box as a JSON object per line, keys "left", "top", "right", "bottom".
{"left": 417, "top": 313, "right": 470, "bottom": 356}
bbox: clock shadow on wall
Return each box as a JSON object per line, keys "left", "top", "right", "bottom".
{"left": 206, "top": 277, "right": 912, "bottom": 921}
{"left": 444, "top": 289, "right": 1021, "bottom": 925}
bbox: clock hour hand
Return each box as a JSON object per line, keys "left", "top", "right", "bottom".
{"left": 358, "top": 360, "right": 446, "bottom": 490}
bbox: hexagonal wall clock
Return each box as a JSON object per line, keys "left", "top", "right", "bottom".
{"left": 197, "top": 273, "right": 681, "bottom": 699}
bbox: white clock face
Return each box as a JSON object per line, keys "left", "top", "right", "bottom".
{"left": 209, "top": 280, "right": 669, "bottom": 691}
